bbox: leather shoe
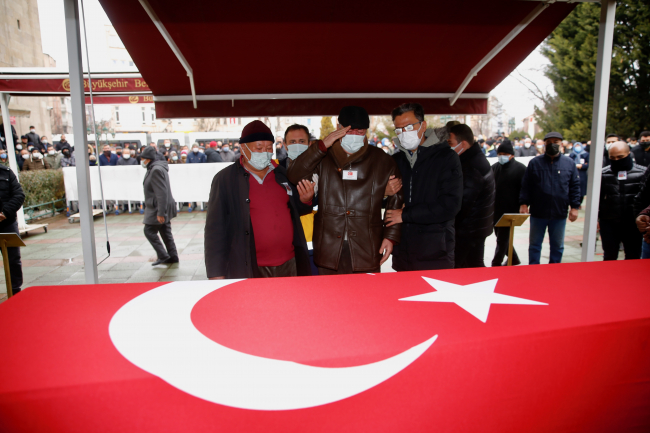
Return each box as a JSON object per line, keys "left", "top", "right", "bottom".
{"left": 164, "top": 256, "right": 179, "bottom": 264}
{"left": 152, "top": 258, "right": 168, "bottom": 266}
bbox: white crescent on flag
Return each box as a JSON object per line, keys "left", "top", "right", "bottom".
{"left": 109, "top": 279, "right": 438, "bottom": 410}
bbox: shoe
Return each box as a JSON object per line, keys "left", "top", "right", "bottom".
{"left": 164, "top": 256, "right": 179, "bottom": 264}
{"left": 152, "top": 258, "right": 168, "bottom": 266}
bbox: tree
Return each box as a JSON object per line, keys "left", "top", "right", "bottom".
{"left": 319, "top": 116, "right": 335, "bottom": 139}
{"left": 534, "top": 1, "right": 650, "bottom": 140}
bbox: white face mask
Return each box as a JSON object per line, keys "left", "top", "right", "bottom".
{"left": 451, "top": 142, "right": 465, "bottom": 156}
{"left": 42, "top": 140, "right": 48, "bottom": 144}
{"left": 287, "top": 143, "right": 308, "bottom": 160}
{"left": 397, "top": 124, "right": 422, "bottom": 151}
{"left": 244, "top": 144, "right": 272, "bottom": 170}
{"left": 48, "top": 150, "right": 55, "bottom": 155}
{"left": 165, "top": 143, "right": 171, "bottom": 147}
{"left": 199, "top": 149, "right": 204, "bottom": 153}
{"left": 172, "top": 156, "right": 178, "bottom": 161}
{"left": 524, "top": 142, "right": 531, "bottom": 148}
{"left": 341, "top": 134, "right": 365, "bottom": 154}
{"left": 111, "top": 150, "right": 116, "bottom": 154}
{"left": 32, "top": 153, "right": 42, "bottom": 159}
{"left": 30, "top": 129, "right": 36, "bottom": 133}
{"left": 192, "top": 148, "right": 199, "bottom": 153}
{"left": 498, "top": 155, "right": 510, "bottom": 165}
{"left": 222, "top": 147, "right": 229, "bottom": 152}
{"left": 123, "top": 153, "right": 130, "bottom": 159}
{"left": 22, "top": 154, "right": 29, "bottom": 160}
{"left": 16, "top": 145, "right": 22, "bottom": 150}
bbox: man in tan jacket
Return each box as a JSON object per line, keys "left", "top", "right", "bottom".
{"left": 22, "top": 147, "right": 51, "bottom": 171}
{"left": 288, "top": 106, "right": 403, "bottom": 274}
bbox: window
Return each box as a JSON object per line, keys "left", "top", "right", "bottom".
{"left": 115, "top": 106, "right": 120, "bottom": 124}
{"left": 17, "top": 20, "right": 20, "bottom": 30}
{"left": 142, "top": 107, "right": 146, "bottom": 123}
{"left": 150, "top": 107, "right": 155, "bottom": 123}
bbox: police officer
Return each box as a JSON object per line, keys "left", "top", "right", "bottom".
{"left": 0, "top": 164, "right": 26, "bottom": 294}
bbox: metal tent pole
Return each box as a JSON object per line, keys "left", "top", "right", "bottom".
{"left": 64, "top": 0, "right": 98, "bottom": 283}
{"left": 581, "top": 0, "right": 617, "bottom": 262}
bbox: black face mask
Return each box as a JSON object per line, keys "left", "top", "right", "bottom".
{"left": 610, "top": 155, "right": 633, "bottom": 173}
{"left": 104, "top": 151, "right": 112, "bottom": 156}
{"left": 63, "top": 151, "right": 69, "bottom": 157}
{"left": 545, "top": 143, "right": 560, "bottom": 156}
{"left": 642, "top": 141, "right": 650, "bottom": 150}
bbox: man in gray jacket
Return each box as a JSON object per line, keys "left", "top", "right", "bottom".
{"left": 141, "top": 146, "right": 178, "bottom": 265}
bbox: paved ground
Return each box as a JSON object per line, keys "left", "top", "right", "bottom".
{"left": 0, "top": 208, "right": 612, "bottom": 302}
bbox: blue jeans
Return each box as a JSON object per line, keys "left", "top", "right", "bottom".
{"left": 529, "top": 217, "right": 566, "bottom": 264}
{"left": 642, "top": 240, "right": 650, "bottom": 259}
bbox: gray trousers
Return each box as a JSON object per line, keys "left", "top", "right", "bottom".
{"left": 143, "top": 222, "right": 178, "bottom": 260}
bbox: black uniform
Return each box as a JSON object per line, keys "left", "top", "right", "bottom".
{"left": 0, "top": 165, "right": 26, "bottom": 293}
{"left": 491, "top": 157, "right": 526, "bottom": 266}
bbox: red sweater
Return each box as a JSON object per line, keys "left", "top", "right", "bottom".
{"left": 248, "top": 169, "right": 295, "bottom": 267}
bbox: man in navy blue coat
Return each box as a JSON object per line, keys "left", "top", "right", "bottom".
{"left": 519, "top": 131, "right": 581, "bottom": 264}
{"left": 98, "top": 144, "right": 118, "bottom": 166}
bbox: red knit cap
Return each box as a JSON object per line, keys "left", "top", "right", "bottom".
{"left": 209, "top": 141, "right": 217, "bottom": 147}
{"left": 240, "top": 120, "right": 274, "bottom": 144}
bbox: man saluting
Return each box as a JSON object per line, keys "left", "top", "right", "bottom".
{"left": 288, "top": 106, "right": 403, "bottom": 274}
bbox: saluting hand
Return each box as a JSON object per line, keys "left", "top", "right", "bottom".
{"left": 297, "top": 179, "right": 315, "bottom": 204}
{"left": 322, "top": 126, "right": 351, "bottom": 148}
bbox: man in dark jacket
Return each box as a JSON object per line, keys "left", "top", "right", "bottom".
{"left": 517, "top": 138, "right": 538, "bottom": 157}
{"left": 220, "top": 144, "right": 237, "bottom": 162}
{"left": 0, "top": 123, "right": 18, "bottom": 151}
{"left": 568, "top": 142, "right": 589, "bottom": 203}
{"left": 116, "top": 150, "right": 138, "bottom": 165}
{"left": 0, "top": 165, "right": 26, "bottom": 294}
{"left": 187, "top": 144, "right": 207, "bottom": 163}
{"left": 448, "top": 124, "right": 495, "bottom": 268}
{"left": 386, "top": 103, "right": 462, "bottom": 271}
{"left": 141, "top": 146, "right": 178, "bottom": 266}
{"left": 205, "top": 141, "right": 223, "bottom": 163}
{"left": 25, "top": 126, "right": 44, "bottom": 153}
{"left": 519, "top": 131, "right": 581, "bottom": 264}
{"left": 631, "top": 131, "right": 650, "bottom": 167}
{"left": 598, "top": 141, "right": 646, "bottom": 260}
{"left": 55, "top": 134, "right": 73, "bottom": 153}
{"left": 99, "top": 145, "right": 118, "bottom": 166}
{"left": 288, "top": 106, "right": 403, "bottom": 274}
{"left": 491, "top": 141, "right": 526, "bottom": 266}
{"left": 205, "top": 120, "right": 313, "bottom": 279}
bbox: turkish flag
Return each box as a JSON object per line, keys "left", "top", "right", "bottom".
{"left": 1, "top": 261, "right": 649, "bottom": 432}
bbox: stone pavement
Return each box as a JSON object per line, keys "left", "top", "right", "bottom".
{"left": 0, "top": 208, "right": 618, "bottom": 303}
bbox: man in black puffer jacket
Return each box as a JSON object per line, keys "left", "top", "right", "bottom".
{"left": 0, "top": 165, "right": 26, "bottom": 294}
{"left": 599, "top": 141, "right": 646, "bottom": 260}
{"left": 448, "top": 124, "right": 495, "bottom": 268}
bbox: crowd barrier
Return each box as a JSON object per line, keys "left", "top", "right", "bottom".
{"left": 62, "top": 156, "right": 535, "bottom": 206}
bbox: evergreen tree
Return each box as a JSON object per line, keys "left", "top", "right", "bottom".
{"left": 535, "top": 1, "right": 649, "bottom": 140}
{"left": 319, "top": 116, "right": 335, "bottom": 139}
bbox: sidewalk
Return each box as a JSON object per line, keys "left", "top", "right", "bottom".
{"left": 0, "top": 209, "right": 615, "bottom": 302}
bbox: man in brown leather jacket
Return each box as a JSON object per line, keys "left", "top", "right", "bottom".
{"left": 288, "top": 106, "right": 403, "bottom": 274}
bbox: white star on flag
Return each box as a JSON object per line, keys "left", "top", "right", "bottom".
{"left": 399, "top": 277, "right": 547, "bottom": 323}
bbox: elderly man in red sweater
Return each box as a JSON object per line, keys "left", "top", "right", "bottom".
{"left": 204, "top": 120, "right": 315, "bottom": 279}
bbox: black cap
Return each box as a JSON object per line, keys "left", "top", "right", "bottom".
{"left": 497, "top": 141, "right": 515, "bottom": 155}
{"left": 21, "top": 135, "right": 27, "bottom": 139}
{"left": 544, "top": 131, "right": 563, "bottom": 140}
{"left": 338, "top": 106, "right": 369, "bottom": 129}
{"left": 27, "top": 141, "right": 34, "bottom": 146}
{"left": 141, "top": 146, "right": 158, "bottom": 160}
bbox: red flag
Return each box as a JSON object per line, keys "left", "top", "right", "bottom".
{"left": 0, "top": 261, "right": 649, "bottom": 432}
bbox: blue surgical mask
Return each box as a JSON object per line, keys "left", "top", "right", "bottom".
{"left": 498, "top": 155, "right": 510, "bottom": 165}
{"left": 341, "top": 134, "right": 365, "bottom": 153}
{"left": 0, "top": 154, "right": 6, "bottom": 159}
{"left": 574, "top": 145, "right": 582, "bottom": 153}
{"left": 287, "top": 143, "right": 308, "bottom": 160}
{"left": 245, "top": 144, "right": 272, "bottom": 170}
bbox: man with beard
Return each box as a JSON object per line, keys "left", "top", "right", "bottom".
{"left": 598, "top": 141, "right": 646, "bottom": 260}
{"left": 519, "top": 131, "right": 581, "bottom": 264}
{"left": 288, "top": 106, "right": 403, "bottom": 274}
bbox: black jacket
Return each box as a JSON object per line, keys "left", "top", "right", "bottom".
{"left": 520, "top": 154, "right": 581, "bottom": 219}
{"left": 516, "top": 146, "right": 538, "bottom": 157}
{"left": 456, "top": 143, "right": 495, "bottom": 239}
{"left": 491, "top": 157, "right": 526, "bottom": 224}
{"left": 205, "top": 147, "right": 223, "bottom": 163}
{"left": 0, "top": 165, "right": 25, "bottom": 228}
{"left": 391, "top": 143, "right": 463, "bottom": 271}
{"left": 0, "top": 124, "right": 18, "bottom": 151}
{"left": 634, "top": 165, "right": 650, "bottom": 216}
{"left": 632, "top": 145, "right": 650, "bottom": 167}
{"left": 599, "top": 161, "right": 646, "bottom": 220}
{"left": 204, "top": 160, "right": 312, "bottom": 279}
{"left": 26, "top": 132, "right": 44, "bottom": 153}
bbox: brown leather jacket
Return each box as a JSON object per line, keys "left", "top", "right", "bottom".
{"left": 288, "top": 140, "right": 403, "bottom": 272}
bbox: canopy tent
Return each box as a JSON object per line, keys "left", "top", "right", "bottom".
{"left": 97, "top": 0, "right": 577, "bottom": 117}
{"left": 2, "top": 0, "right": 617, "bottom": 284}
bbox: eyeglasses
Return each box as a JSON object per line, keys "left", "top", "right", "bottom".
{"left": 394, "top": 121, "right": 422, "bottom": 135}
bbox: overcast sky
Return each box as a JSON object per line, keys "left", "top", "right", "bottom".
{"left": 37, "top": 0, "right": 553, "bottom": 127}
